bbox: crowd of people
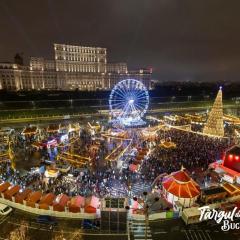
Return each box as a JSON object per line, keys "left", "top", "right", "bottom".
{"left": 42, "top": 168, "right": 128, "bottom": 198}
{"left": 0, "top": 161, "right": 41, "bottom": 190}
{"left": 140, "top": 128, "right": 231, "bottom": 183}
{"left": 0, "top": 122, "right": 234, "bottom": 200}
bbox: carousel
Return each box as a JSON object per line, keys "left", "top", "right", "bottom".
{"left": 162, "top": 167, "right": 200, "bottom": 207}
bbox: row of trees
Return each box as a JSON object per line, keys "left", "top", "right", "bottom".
{"left": 8, "top": 221, "right": 83, "bottom": 240}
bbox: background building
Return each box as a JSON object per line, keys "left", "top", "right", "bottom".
{"left": 106, "top": 62, "right": 127, "bottom": 74}
{"left": 104, "top": 69, "right": 152, "bottom": 89}
{"left": 54, "top": 44, "right": 106, "bottom": 73}
{"left": 0, "top": 44, "right": 152, "bottom": 91}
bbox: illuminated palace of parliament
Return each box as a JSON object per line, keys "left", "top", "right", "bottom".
{"left": 0, "top": 43, "right": 152, "bottom": 91}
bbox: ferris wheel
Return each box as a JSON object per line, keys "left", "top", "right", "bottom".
{"left": 109, "top": 79, "right": 149, "bottom": 126}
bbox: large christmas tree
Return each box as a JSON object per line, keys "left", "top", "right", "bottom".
{"left": 203, "top": 87, "right": 224, "bottom": 137}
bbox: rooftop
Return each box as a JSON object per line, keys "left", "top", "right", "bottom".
{"left": 202, "top": 187, "right": 226, "bottom": 195}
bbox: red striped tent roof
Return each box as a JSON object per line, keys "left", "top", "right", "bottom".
{"left": 162, "top": 170, "right": 200, "bottom": 198}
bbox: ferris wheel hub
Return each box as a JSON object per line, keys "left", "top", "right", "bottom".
{"left": 128, "top": 99, "right": 134, "bottom": 104}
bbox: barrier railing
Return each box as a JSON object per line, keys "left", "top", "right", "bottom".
{"left": 0, "top": 196, "right": 96, "bottom": 219}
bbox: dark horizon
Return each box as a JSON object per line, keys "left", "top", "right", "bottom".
{"left": 1, "top": 0, "right": 240, "bottom": 81}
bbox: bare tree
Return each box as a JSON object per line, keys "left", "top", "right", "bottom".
{"left": 53, "top": 230, "right": 83, "bottom": 240}
{"left": 8, "top": 221, "right": 29, "bottom": 240}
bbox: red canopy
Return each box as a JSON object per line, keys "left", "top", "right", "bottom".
{"left": 84, "top": 196, "right": 99, "bottom": 213}
{"left": 0, "top": 182, "right": 11, "bottom": 193}
{"left": 69, "top": 196, "right": 85, "bottom": 213}
{"left": 26, "top": 191, "right": 42, "bottom": 208}
{"left": 39, "top": 193, "right": 56, "bottom": 210}
{"left": 15, "top": 189, "right": 32, "bottom": 204}
{"left": 4, "top": 185, "right": 20, "bottom": 200}
{"left": 53, "top": 194, "right": 69, "bottom": 212}
{"left": 162, "top": 170, "right": 200, "bottom": 198}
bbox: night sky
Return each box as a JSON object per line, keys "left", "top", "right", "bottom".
{"left": 0, "top": 0, "right": 240, "bottom": 81}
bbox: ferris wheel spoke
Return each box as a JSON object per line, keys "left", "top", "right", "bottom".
{"left": 135, "top": 90, "right": 148, "bottom": 98}
{"left": 125, "top": 83, "right": 132, "bottom": 96}
{"left": 124, "top": 81, "right": 131, "bottom": 95}
{"left": 120, "top": 103, "right": 130, "bottom": 118}
{"left": 134, "top": 92, "right": 145, "bottom": 99}
{"left": 135, "top": 102, "right": 146, "bottom": 112}
{"left": 135, "top": 95, "right": 148, "bottom": 101}
{"left": 119, "top": 81, "right": 127, "bottom": 90}
{"left": 111, "top": 97, "right": 127, "bottom": 103}
{"left": 111, "top": 98, "right": 125, "bottom": 105}
{"left": 129, "top": 106, "right": 137, "bottom": 115}
{"left": 133, "top": 103, "right": 146, "bottom": 112}
{"left": 129, "top": 82, "right": 135, "bottom": 95}
{"left": 116, "top": 88, "right": 127, "bottom": 99}
{"left": 112, "top": 90, "right": 126, "bottom": 100}
{"left": 111, "top": 101, "right": 125, "bottom": 107}
{"left": 118, "top": 86, "right": 128, "bottom": 98}
{"left": 129, "top": 81, "right": 134, "bottom": 92}
{"left": 132, "top": 103, "right": 140, "bottom": 112}
{"left": 111, "top": 102, "right": 125, "bottom": 110}
{"left": 117, "top": 85, "right": 128, "bottom": 97}
{"left": 137, "top": 102, "right": 147, "bottom": 107}
{"left": 136, "top": 99, "right": 148, "bottom": 105}
{"left": 136, "top": 96, "right": 148, "bottom": 101}
{"left": 134, "top": 103, "right": 145, "bottom": 112}
{"left": 135, "top": 89, "right": 143, "bottom": 97}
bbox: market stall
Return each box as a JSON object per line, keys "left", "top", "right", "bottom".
{"left": 84, "top": 196, "right": 99, "bottom": 213}
{"left": 222, "top": 182, "right": 240, "bottom": 196}
{"left": 0, "top": 182, "right": 11, "bottom": 193}
{"left": 4, "top": 185, "right": 20, "bottom": 200}
{"left": 22, "top": 126, "right": 38, "bottom": 136}
{"left": 26, "top": 191, "right": 42, "bottom": 208}
{"left": 159, "top": 140, "right": 176, "bottom": 149}
{"left": 39, "top": 193, "right": 56, "bottom": 210}
{"left": 53, "top": 194, "right": 70, "bottom": 212}
{"left": 68, "top": 196, "right": 85, "bottom": 213}
{"left": 15, "top": 189, "right": 32, "bottom": 204}
{"left": 47, "top": 124, "right": 60, "bottom": 133}
{"left": 44, "top": 168, "right": 59, "bottom": 178}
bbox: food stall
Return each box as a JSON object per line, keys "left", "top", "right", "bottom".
{"left": 47, "top": 124, "right": 60, "bottom": 134}
{"left": 39, "top": 193, "right": 56, "bottom": 210}
{"left": 201, "top": 187, "right": 228, "bottom": 204}
{"left": 4, "top": 185, "right": 20, "bottom": 200}
{"left": 84, "top": 196, "right": 99, "bottom": 213}
{"left": 68, "top": 196, "right": 85, "bottom": 213}
{"left": 222, "top": 183, "right": 240, "bottom": 197}
{"left": 22, "top": 126, "right": 38, "bottom": 137}
{"left": 15, "top": 189, "right": 32, "bottom": 204}
{"left": 26, "top": 191, "right": 42, "bottom": 208}
{"left": 44, "top": 168, "right": 59, "bottom": 178}
{"left": 53, "top": 194, "right": 69, "bottom": 212}
{"left": 0, "top": 182, "right": 11, "bottom": 194}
